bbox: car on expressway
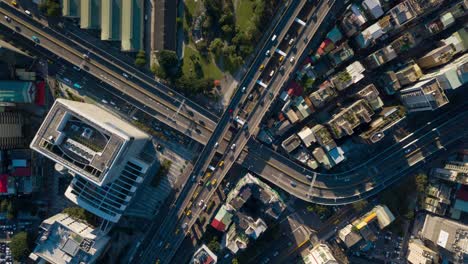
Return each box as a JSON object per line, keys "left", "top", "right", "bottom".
{"left": 31, "top": 36, "right": 40, "bottom": 43}
{"left": 4, "top": 16, "right": 11, "bottom": 22}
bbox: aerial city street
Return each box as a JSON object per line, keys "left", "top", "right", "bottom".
{"left": 0, "top": 0, "right": 466, "bottom": 264}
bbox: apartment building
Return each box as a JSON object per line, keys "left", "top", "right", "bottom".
{"left": 399, "top": 78, "right": 449, "bottom": 112}
{"left": 420, "top": 53, "right": 467, "bottom": 90}
{"left": 407, "top": 239, "right": 439, "bottom": 264}
{"left": 355, "top": 84, "right": 384, "bottom": 110}
{"left": 327, "top": 99, "right": 375, "bottom": 139}
{"left": 29, "top": 213, "right": 110, "bottom": 264}
{"left": 396, "top": 61, "right": 424, "bottom": 86}
{"left": 30, "top": 99, "right": 153, "bottom": 222}
{"left": 417, "top": 43, "right": 458, "bottom": 70}
{"left": 300, "top": 243, "right": 339, "bottom": 264}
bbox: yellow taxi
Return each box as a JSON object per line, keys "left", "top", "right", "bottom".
{"left": 11, "top": 0, "right": 18, "bottom": 7}
{"left": 218, "top": 160, "right": 224, "bottom": 167}
{"left": 259, "top": 64, "right": 265, "bottom": 71}
{"left": 186, "top": 210, "right": 192, "bottom": 217}
{"left": 211, "top": 179, "right": 217, "bottom": 186}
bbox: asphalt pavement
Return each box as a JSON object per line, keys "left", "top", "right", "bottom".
{"left": 0, "top": 2, "right": 223, "bottom": 145}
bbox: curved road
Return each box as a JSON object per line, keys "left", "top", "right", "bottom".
{"left": 240, "top": 106, "right": 468, "bottom": 204}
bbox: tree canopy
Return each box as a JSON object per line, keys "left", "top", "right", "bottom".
{"left": 39, "top": 0, "right": 61, "bottom": 17}
{"left": 156, "top": 50, "right": 180, "bottom": 79}
{"left": 135, "top": 50, "right": 146, "bottom": 67}
{"left": 10, "top": 232, "right": 30, "bottom": 261}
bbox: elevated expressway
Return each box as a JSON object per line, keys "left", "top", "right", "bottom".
{"left": 137, "top": 1, "right": 342, "bottom": 263}
{"left": 0, "top": 2, "right": 224, "bottom": 145}
{"left": 239, "top": 106, "right": 468, "bottom": 205}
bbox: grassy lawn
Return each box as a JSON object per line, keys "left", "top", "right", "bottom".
{"left": 184, "top": 0, "right": 199, "bottom": 15}
{"left": 182, "top": 45, "right": 224, "bottom": 80}
{"left": 235, "top": 0, "right": 256, "bottom": 33}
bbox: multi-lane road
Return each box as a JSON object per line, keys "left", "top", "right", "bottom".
{"left": 3, "top": 1, "right": 467, "bottom": 264}
{"left": 0, "top": 1, "right": 224, "bottom": 145}
{"left": 240, "top": 105, "right": 468, "bottom": 204}
{"left": 133, "top": 1, "right": 342, "bottom": 263}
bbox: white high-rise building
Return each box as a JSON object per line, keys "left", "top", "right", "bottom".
{"left": 31, "top": 99, "right": 152, "bottom": 222}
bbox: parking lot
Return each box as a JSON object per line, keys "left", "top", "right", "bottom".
{"left": 350, "top": 230, "right": 405, "bottom": 263}
{"left": 0, "top": 242, "right": 12, "bottom": 264}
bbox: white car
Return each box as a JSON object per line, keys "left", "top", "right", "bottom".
{"left": 214, "top": 142, "right": 219, "bottom": 148}
{"left": 289, "top": 57, "right": 295, "bottom": 63}
{"left": 241, "top": 86, "right": 246, "bottom": 93}
{"left": 230, "top": 143, "right": 236, "bottom": 150}
{"left": 265, "top": 50, "right": 270, "bottom": 56}
{"left": 101, "top": 99, "right": 108, "bottom": 104}
{"left": 25, "top": 10, "right": 31, "bottom": 16}
{"left": 122, "top": 72, "right": 130, "bottom": 78}
{"left": 198, "top": 200, "right": 204, "bottom": 207}
{"left": 4, "top": 16, "right": 11, "bottom": 22}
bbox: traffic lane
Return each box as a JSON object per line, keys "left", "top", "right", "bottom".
{"left": 233, "top": 0, "right": 308, "bottom": 111}
{"left": 246, "top": 122, "right": 465, "bottom": 202}
{"left": 209, "top": 0, "right": 338, "bottom": 199}
{"left": 2, "top": 14, "right": 214, "bottom": 144}
{"left": 247, "top": 109, "right": 468, "bottom": 188}
{"left": 0, "top": 6, "right": 217, "bottom": 143}
{"left": 139, "top": 1, "right": 321, "bottom": 262}
{"left": 2, "top": 1, "right": 221, "bottom": 125}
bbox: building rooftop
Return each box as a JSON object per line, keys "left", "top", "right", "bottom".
{"left": 311, "top": 125, "right": 337, "bottom": 150}
{"left": 389, "top": 0, "right": 419, "bottom": 27}
{"left": 301, "top": 243, "right": 339, "bottom": 264}
{"left": 396, "top": 61, "right": 423, "bottom": 86}
{"left": 338, "top": 224, "right": 363, "bottom": 248}
{"left": 281, "top": 134, "right": 302, "bottom": 153}
{"left": 341, "top": 4, "right": 367, "bottom": 37}
{"left": 29, "top": 213, "right": 110, "bottom": 264}
{"left": 356, "top": 84, "right": 383, "bottom": 109}
{"left": 365, "top": 45, "right": 397, "bottom": 69}
{"left": 297, "top": 127, "right": 316, "bottom": 148}
{"left": 359, "top": 106, "right": 406, "bottom": 143}
{"left": 0, "top": 81, "right": 35, "bottom": 104}
{"left": 417, "top": 43, "right": 457, "bottom": 70}
{"left": 331, "top": 61, "right": 365, "bottom": 91}
{"left": 362, "top": 0, "right": 384, "bottom": 19}
{"left": 211, "top": 205, "right": 233, "bottom": 232}
{"left": 355, "top": 22, "right": 385, "bottom": 48}
{"left": 407, "top": 239, "right": 439, "bottom": 264}
{"left": 328, "top": 147, "right": 345, "bottom": 166}
{"left": 327, "top": 99, "right": 375, "bottom": 139}
{"left": 191, "top": 244, "right": 217, "bottom": 264}
{"left": 309, "top": 81, "right": 337, "bottom": 109}
{"left": 328, "top": 41, "right": 355, "bottom": 67}
{"left": 30, "top": 99, "right": 150, "bottom": 187}
{"left": 0, "top": 112, "right": 24, "bottom": 149}
{"left": 420, "top": 215, "right": 468, "bottom": 261}
{"left": 400, "top": 78, "right": 449, "bottom": 112}
{"left": 312, "top": 147, "right": 332, "bottom": 169}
